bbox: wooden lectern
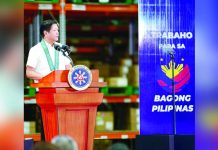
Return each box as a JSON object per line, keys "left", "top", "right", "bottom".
{"left": 31, "top": 70, "right": 106, "bottom": 150}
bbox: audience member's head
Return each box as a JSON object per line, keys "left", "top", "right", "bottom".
{"left": 33, "top": 141, "right": 59, "bottom": 150}
{"left": 51, "top": 135, "right": 78, "bottom": 150}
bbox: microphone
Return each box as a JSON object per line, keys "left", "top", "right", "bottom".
{"left": 54, "top": 43, "right": 74, "bottom": 66}
{"left": 162, "top": 47, "right": 175, "bottom": 58}
{"left": 61, "top": 44, "right": 69, "bottom": 50}
{"left": 54, "top": 44, "right": 71, "bottom": 56}
{"left": 54, "top": 44, "right": 62, "bottom": 51}
{"left": 168, "top": 48, "right": 175, "bottom": 59}
{"left": 61, "top": 44, "right": 72, "bottom": 54}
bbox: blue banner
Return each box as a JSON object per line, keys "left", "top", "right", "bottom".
{"left": 139, "top": 0, "right": 195, "bottom": 134}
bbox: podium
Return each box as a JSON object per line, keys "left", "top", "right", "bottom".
{"left": 31, "top": 70, "right": 106, "bottom": 150}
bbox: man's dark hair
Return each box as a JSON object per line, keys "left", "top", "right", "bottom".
{"left": 40, "top": 19, "right": 58, "bottom": 37}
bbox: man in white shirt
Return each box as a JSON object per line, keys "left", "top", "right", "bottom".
{"left": 26, "top": 19, "right": 71, "bottom": 80}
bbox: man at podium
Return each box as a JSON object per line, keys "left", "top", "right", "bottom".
{"left": 26, "top": 19, "right": 71, "bottom": 80}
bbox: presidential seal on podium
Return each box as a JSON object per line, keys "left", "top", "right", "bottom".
{"left": 68, "top": 65, "right": 92, "bottom": 91}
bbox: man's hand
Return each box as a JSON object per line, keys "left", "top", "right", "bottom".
{"left": 26, "top": 66, "right": 43, "bottom": 80}
{"left": 65, "top": 64, "right": 72, "bottom": 70}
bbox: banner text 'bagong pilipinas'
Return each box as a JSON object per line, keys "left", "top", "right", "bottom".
{"left": 152, "top": 95, "right": 194, "bottom": 112}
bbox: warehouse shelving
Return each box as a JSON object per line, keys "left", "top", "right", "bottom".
{"left": 66, "top": 25, "right": 129, "bottom": 33}
{"left": 25, "top": 131, "right": 139, "bottom": 142}
{"left": 24, "top": 3, "right": 60, "bottom": 10}
{"left": 25, "top": 133, "right": 41, "bottom": 142}
{"left": 103, "top": 95, "right": 139, "bottom": 103}
{"left": 24, "top": 3, "right": 138, "bottom": 13}
{"left": 94, "top": 131, "right": 139, "bottom": 139}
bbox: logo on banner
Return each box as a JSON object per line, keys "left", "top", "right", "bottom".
{"left": 68, "top": 65, "right": 92, "bottom": 91}
{"left": 157, "top": 58, "right": 190, "bottom": 93}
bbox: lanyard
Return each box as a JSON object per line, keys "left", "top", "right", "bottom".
{"left": 41, "top": 40, "right": 59, "bottom": 71}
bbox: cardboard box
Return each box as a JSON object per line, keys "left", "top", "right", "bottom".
{"left": 129, "top": 122, "right": 140, "bottom": 131}
{"left": 107, "top": 77, "right": 128, "bottom": 87}
{"left": 128, "top": 65, "right": 139, "bottom": 87}
{"left": 129, "top": 108, "right": 140, "bottom": 123}
{"left": 95, "top": 111, "right": 114, "bottom": 131}
{"left": 93, "top": 62, "right": 110, "bottom": 77}
{"left": 129, "top": 108, "right": 140, "bottom": 131}
{"left": 110, "top": 65, "right": 129, "bottom": 77}
{"left": 120, "top": 58, "right": 133, "bottom": 67}
{"left": 24, "top": 121, "right": 36, "bottom": 134}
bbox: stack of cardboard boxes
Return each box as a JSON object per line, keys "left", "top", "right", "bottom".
{"left": 129, "top": 107, "right": 140, "bottom": 131}
{"left": 128, "top": 64, "right": 139, "bottom": 87}
{"left": 95, "top": 111, "right": 114, "bottom": 131}
{"left": 24, "top": 121, "right": 36, "bottom": 134}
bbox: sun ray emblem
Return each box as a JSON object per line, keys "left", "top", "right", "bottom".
{"left": 73, "top": 70, "right": 88, "bottom": 85}
{"left": 157, "top": 59, "right": 190, "bottom": 93}
{"left": 161, "top": 60, "right": 183, "bottom": 79}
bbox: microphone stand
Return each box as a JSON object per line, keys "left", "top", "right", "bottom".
{"left": 169, "top": 51, "right": 176, "bottom": 135}
{"left": 169, "top": 51, "right": 176, "bottom": 150}
{"left": 62, "top": 50, "right": 74, "bottom": 67}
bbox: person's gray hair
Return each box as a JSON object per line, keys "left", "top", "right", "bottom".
{"left": 51, "top": 135, "right": 78, "bottom": 150}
